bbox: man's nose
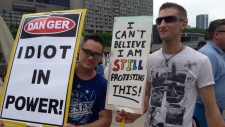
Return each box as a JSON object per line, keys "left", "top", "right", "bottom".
{"left": 159, "top": 19, "right": 167, "bottom": 26}
{"left": 87, "top": 54, "right": 94, "bottom": 59}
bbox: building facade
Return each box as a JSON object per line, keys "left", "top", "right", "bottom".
{"left": 48, "top": 0, "right": 70, "bottom": 9}
{"left": 70, "top": 0, "right": 153, "bottom": 33}
{"left": 196, "top": 14, "right": 208, "bottom": 29}
{"left": 26, "top": 0, "right": 70, "bottom": 9}
{"left": 0, "top": 0, "right": 65, "bottom": 27}
{"left": 181, "top": 32, "right": 205, "bottom": 42}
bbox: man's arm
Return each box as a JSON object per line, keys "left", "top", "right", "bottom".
{"left": 115, "top": 81, "right": 151, "bottom": 123}
{"left": 80, "top": 109, "right": 112, "bottom": 127}
{"left": 199, "top": 85, "right": 225, "bottom": 127}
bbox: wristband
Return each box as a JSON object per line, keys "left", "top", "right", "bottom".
{"left": 75, "top": 125, "right": 79, "bottom": 127}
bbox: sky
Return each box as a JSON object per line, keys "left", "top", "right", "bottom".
{"left": 153, "top": 0, "right": 225, "bottom": 27}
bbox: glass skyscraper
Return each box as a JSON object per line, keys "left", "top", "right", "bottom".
{"left": 196, "top": 14, "right": 208, "bottom": 29}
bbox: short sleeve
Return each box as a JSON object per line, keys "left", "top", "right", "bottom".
{"left": 197, "top": 58, "right": 215, "bottom": 88}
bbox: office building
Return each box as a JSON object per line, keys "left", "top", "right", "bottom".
{"left": 70, "top": 0, "right": 153, "bottom": 33}
{"left": 196, "top": 14, "right": 208, "bottom": 29}
{"left": 152, "top": 25, "right": 161, "bottom": 43}
{"left": 181, "top": 33, "right": 205, "bottom": 42}
{"left": 48, "top": 0, "right": 70, "bottom": 9}
{"left": 0, "top": 0, "right": 66, "bottom": 27}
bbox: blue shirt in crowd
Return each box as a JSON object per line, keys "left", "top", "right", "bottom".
{"left": 196, "top": 42, "right": 225, "bottom": 110}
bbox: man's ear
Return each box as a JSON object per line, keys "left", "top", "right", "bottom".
{"left": 181, "top": 20, "right": 188, "bottom": 30}
{"left": 78, "top": 46, "right": 81, "bottom": 52}
{"left": 214, "top": 31, "right": 220, "bottom": 39}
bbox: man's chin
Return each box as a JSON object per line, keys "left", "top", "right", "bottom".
{"left": 160, "top": 36, "right": 171, "bottom": 42}
{"left": 160, "top": 37, "right": 167, "bottom": 41}
{"left": 78, "top": 64, "right": 94, "bottom": 71}
{"left": 84, "top": 65, "right": 95, "bottom": 70}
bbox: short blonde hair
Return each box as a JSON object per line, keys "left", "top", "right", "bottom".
{"left": 159, "top": 2, "right": 187, "bottom": 20}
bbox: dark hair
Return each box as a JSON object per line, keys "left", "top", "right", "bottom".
{"left": 159, "top": 2, "right": 187, "bottom": 20}
{"left": 197, "top": 41, "right": 206, "bottom": 49}
{"left": 81, "top": 34, "right": 104, "bottom": 53}
{"left": 208, "top": 19, "right": 225, "bottom": 40}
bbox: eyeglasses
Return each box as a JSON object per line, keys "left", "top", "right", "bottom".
{"left": 217, "top": 30, "right": 225, "bottom": 33}
{"left": 156, "top": 15, "right": 184, "bottom": 25}
{"left": 81, "top": 47, "right": 102, "bottom": 60}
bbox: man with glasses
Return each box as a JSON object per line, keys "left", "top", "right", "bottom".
{"left": 115, "top": 2, "right": 225, "bottom": 127}
{"left": 194, "top": 19, "right": 225, "bottom": 127}
{"left": 63, "top": 34, "right": 112, "bottom": 127}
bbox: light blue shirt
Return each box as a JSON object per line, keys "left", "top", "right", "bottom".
{"left": 196, "top": 42, "right": 225, "bottom": 110}
{"left": 96, "top": 64, "right": 104, "bottom": 76}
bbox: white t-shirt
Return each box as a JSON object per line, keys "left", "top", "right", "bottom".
{"left": 144, "top": 46, "right": 214, "bottom": 127}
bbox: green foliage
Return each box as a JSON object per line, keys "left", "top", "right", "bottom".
{"left": 9, "top": 26, "right": 19, "bottom": 39}
{"left": 183, "top": 28, "right": 208, "bottom": 40}
{"left": 97, "top": 32, "right": 112, "bottom": 46}
{"left": 82, "top": 33, "right": 89, "bottom": 38}
{"left": 82, "top": 32, "right": 112, "bottom": 46}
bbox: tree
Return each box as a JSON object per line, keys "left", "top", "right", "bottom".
{"left": 97, "top": 32, "right": 112, "bottom": 46}
{"left": 9, "top": 26, "right": 19, "bottom": 39}
{"left": 82, "top": 32, "right": 112, "bottom": 46}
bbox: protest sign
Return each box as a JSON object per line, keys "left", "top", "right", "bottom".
{"left": 0, "top": 9, "right": 86, "bottom": 127}
{"left": 105, "top": 16, "right": 152, "bottom": 114}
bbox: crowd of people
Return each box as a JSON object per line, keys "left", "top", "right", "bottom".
{"left": 1, "top": 2, "right": 225, "bottom": 127}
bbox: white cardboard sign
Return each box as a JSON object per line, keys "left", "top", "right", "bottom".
{"left": 106, "top": 16, "right": 152, "bottom": 114}
{"left": 0, "top": 10, "right": 85, "bottom": 126}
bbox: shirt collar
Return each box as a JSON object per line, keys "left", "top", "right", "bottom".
{"left": 207, "top": 41, "right": 224, "bottom": 54}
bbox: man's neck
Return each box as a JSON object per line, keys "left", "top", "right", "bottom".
{"left": 162, "top": 40, "right": 183, "bottom": 54}
{"left": 75, "top": 64, "right": 96, "bottom": 80}
{"left": 210, "top": 39, "right": 224, "bottom": 50}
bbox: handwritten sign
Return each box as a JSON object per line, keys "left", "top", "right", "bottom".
{"left": 0, "top": 9, "right": 86, "bottom": 127}
{"left": 105, "top": 16, "right": 152, "bottom": 114}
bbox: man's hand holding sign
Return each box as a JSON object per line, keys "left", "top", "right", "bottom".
{"left": 0, "top": 120, "right": 3, "bottom": 126}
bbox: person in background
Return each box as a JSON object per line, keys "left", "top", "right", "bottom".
{"left": 104, "top": 62, "right": 109, "bottom": 80}
{"left": 115, "top": 2, "right": 225, "bottom": 127}
{"left": 1, "top": 70, "right": 6, "bottom": 82}
{"left": 196, "top": 41, "right": 206, "bottom": 51}
{"left": 96, "top": 60, "right": 104, "bottom": 77}
{"left": 102, "top": 54, "right": 106, "bottom": 68}
{"left": 194, "top": 19, "right": 225, "bottom": 127}
{"left": 63, "top": 34, "right": 112, "bottom": 127}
